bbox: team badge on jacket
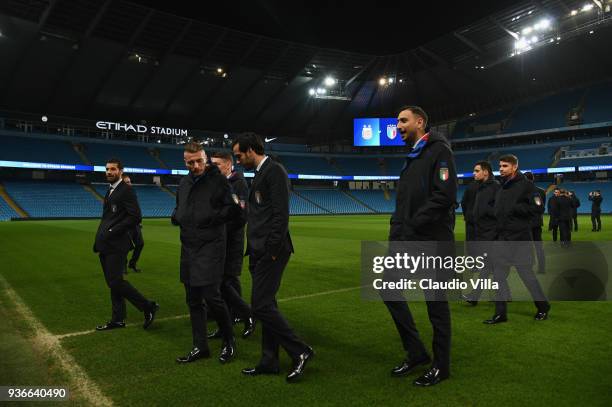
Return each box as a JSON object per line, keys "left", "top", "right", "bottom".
{"left": 534, "top": 195, "right": 542, "bottom": 206}
{"left": 255, "top": 191, "right": 262, "bottom": 204}
{"left": 439, "top": 167, "right": 449, "bottom": 181}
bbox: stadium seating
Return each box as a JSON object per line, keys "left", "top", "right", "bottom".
{"left": 3, "top": 181, "right": 100, "bottom": 218}
{"left": 333, "top": 157, "right": 382, "bottom": 175}
{"left": 290, "top": 192, "right": 328, "bottom": 215}
{"left": 93, "top": 184, "right": 174, "bottom": 217}
{"left": 277, "top": 155, "right": 337, "bottom": 175}
{"left": 452, "top": 109, "right": 512, "bottom": 139}
{"left": 0, "top": 135, "right": 80, "bottom": 164}
{"left": 505, "top": 89, "right": 583, "bottom": 133}
{"left": 82, "top": 143, "right": 160, "bottom": 168}
{"left": 295, "top": 189, "right": 373, "bottom": 214}
{"left": 347, "top": 190, "right": 395, "bottom": 213}
{"left": 0, "top": 196, "right": 19, "bottom": 221}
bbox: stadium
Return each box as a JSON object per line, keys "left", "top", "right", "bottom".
{"left": 0, "top": 0, "right": 611, "bottom": 405}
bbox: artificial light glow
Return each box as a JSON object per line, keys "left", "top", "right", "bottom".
{"left": 379, "top": 77, "right": 387, "bottom": 85}
{"left": 217, "top": 67, "right": 223, "bottom": 73}
{"left": 308, "top": 88, "right": 315, "bottom": 95}
{"left": 582, "top": 4, "right": 594, "bottom": 12}
{"left": 522, "top": 27, "right": 533, "bottom": 35}
{"left": 531, "top": 36, "right": 538, "bottom": 43}
{"left": 571, "top": 9, "right": 578, "bottom": 15}
{"left": 388, "top": 77, "right": 394, "bottom": 84}
{"left": 324, "top": 76, "right": 336, "bottom": 87}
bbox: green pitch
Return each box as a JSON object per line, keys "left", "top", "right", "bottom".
{"left": 1, "top": 215, "right": 611, "bottom": 406}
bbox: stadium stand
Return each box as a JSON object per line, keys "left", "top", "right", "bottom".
{"left": 82, "top": 142, "right": 160, "bottom": 168}
{"left": 347, "top": 190, "right": 395, "bottom": 213}
{"left": 582, "top": 82, "right": 612, "bottom": 124}
{"left": 290, "top": 192, "right": 329, "bottom": 215}
{"left": 0, "top": 135, "right": 81, "bottom": 164}
{"left": 2, "top": 181, "right": 100, "bottom": 218}
{"left": 294, "top": 189, "right": 374, "bottom": 214}
{"left": 93, "top": 184, "right": 174, "bottom": 217}
{"left": 0, "top": 196, "right": 19, "bottom": 221}
{"left": 277, "top": 155, "right": 337, "bottom": 175}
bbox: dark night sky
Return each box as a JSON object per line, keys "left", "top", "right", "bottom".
{"left": 134, "top": 0, "right": 519, "bottom": 54}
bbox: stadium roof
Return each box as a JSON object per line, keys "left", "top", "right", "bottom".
{"left": 0, "top": 0, "right": 611, "bottom": 144}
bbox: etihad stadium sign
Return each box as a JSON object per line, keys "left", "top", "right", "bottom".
{"left": 95, "top": 120, "right": 188, "bottom": 136}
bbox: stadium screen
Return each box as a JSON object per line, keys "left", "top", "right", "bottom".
{"left": 353, "top": 118, "right": 403, "bottom": 147}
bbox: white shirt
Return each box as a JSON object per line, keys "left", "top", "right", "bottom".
{"left": 256, "top": 155, "right": 269, "bottom": 172}
{"left": 108, "top": 179, "right": 122, "bottom": 196}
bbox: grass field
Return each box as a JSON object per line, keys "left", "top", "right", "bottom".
{"left": 1, "top": 215, "right": 611, "bottom": 406}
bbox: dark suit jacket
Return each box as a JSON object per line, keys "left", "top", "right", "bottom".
{"left": 93, "top": 180, "right": 142, "bottom": 254}
{"left": 246, "top": 157, "right": 294, "bottom": 258}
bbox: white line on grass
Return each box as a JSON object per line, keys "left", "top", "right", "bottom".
{"left": 55, "top": 285, "right": 366, "bottom": 340}
{"left": 0, "top": 274, "right": 114, "bottom": 407}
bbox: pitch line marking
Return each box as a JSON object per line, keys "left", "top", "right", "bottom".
{"left": 55, "top": 285, "right": 366, "bottom": 340}
{"left": 0, "top": 274, "right": 114, "bottom": 407}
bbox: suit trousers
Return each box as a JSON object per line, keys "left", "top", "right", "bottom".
{"left": 99, "top": 252, "right": 151, "bottom": 322}
{"left": 493, "top": 263, "right": 549, "bottom": 316}
{"left": 591, "top": 213, "right": 601, "bottom": 231}
{"left": 383, "top": 294, "right": 450, "bottom": 374}
{"left": 249, "top": 249, "right": 308, "bottom": 370}
{"left": 184, "top": 283, "right": 234, "bottom": 350}
{"left": 531, "top": 226, "right": 546, "bottom": 272}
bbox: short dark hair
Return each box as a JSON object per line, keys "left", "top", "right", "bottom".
{"left": 232, "top": 133, "right": 264, "bottom": 155}
{"left": 474, "top": 160, "right": 493, "bottom": 176}
{"left": 397, "top": 105, "right": 428, "bottom": 127}
{"left": 184, "top": 141, "right": 203, "bottom": 153}
{"left": 212, "top": 151, "right": 233, "bottom": 161}
{"left": 106, "top": 158, "right": 123, "bottom": 170}
{"left": 524, "top": 171, "right": 534, "bottom": 181}
{"left": 499, "top": 154, "right": 518, "bottom": 166}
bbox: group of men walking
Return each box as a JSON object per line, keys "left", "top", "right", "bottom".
{"left": 93, "top": 135, "right": 313, "bottom": 382}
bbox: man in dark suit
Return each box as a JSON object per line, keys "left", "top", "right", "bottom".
{"left": 589, "top": 190, "right": 603, "bottom": 231}
{"left": 548, "top": 188, "right": 561, "bottom": 242}
{"left": 524, "top": 172, "right": 546, "bottom": 273}
{"left": 172, "top": 142, "right": 237, "bottom": 364}
{"left": 557, "top": 189, "right": 574, "bottom": 247}
{"left": 208, "top": 151, "right": 255, "bottom": 339}
{"left": 122, "top": 175, "right": 144, "bottom": 273}
{"left": 569, "top": 191, "right": 580, "bottom": 231}
{"left": 485, "top": 155, "right": 550, "bottom": 324}
{"left": 462, "top": 160, "right": 500, "bottom": 303}
{"left": 232, "top": 133, "right": 313, "bottom": 383}
{"left": 93, "top": 159, "right": 158, "bottom": 331}
{"left": 385, "top": 106, "right": 457, "bottom": 386}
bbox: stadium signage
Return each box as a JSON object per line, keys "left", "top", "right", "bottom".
{"left": 95, "top": 121, "right": 188, "bottom": 136}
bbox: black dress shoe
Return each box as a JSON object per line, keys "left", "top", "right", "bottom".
{"left": 286, "top": 346, "right": 315, "bottom": 382}
{"left": 95, "top": 321, "right": 125, "bottom": 331}
{"left": 242, "top": 317, "right": 256, "bottom": 338}
{"left": 483, "top": 314, "right": 508, "bottom": 324}
{"left": 207, "top": 329, "right": 223, "bottom": 339}
{"left": 391, "top": 355, "right": 432, "bottom": 377}
{"left": 219, "top": 340, "right": 236, "bottom": 364}
{"left": 535, "top": 304, "right": 550, "bottom": 321}
{"left": 143, "top": 302, "right": 159, "bottom": 329}
{"left": 241, "top": 366, "right": 280, "bottom": 376}
{"left": 176, "top": 347, "right": 210, "bottom": 363}
{"left": 413, "top": 367, "right": 449, "bottom": 386}
{"left": 460, "top": 294, "right": 478, "bottom": 306}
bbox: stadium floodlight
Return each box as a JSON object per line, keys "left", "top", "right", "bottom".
{"left": 217, "top": 67, "right": 223, "bottom": 73}
{"left": 223, "top": 133, "right": 229, "bottom": 139}
{"left": 571, "top": 9, "right": 578, "bottom": 15}
{"left": 531, "top": 35, "right": 538, "bottom": 43}
{"left": 308, "top": 88, "right": 316, "bottom": 96}
{"left": 515, "top": 38, "right": 529, "bottom": 50}
{"left": 538, "top": 18, "right": 551, "bottom": 29}
{"left": 379, "top": 77, "right": 387, "bottom": 86}
{"left": 324, "top": 76, "right": 336, "bottom": 87}
{"left": 582, "top": 3, "right": 594, "bottom": 12}
{"left": 316, "top": 88, "right": 326, "bottom": 94}
{"left": 522, "top": 27, "right": 533, "bottom": 35}
{"left": 388, "top": 77, "right": 394, "bottom": 84}
{"left": 41, "top": 115, "right": 48, "bottom": 123}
